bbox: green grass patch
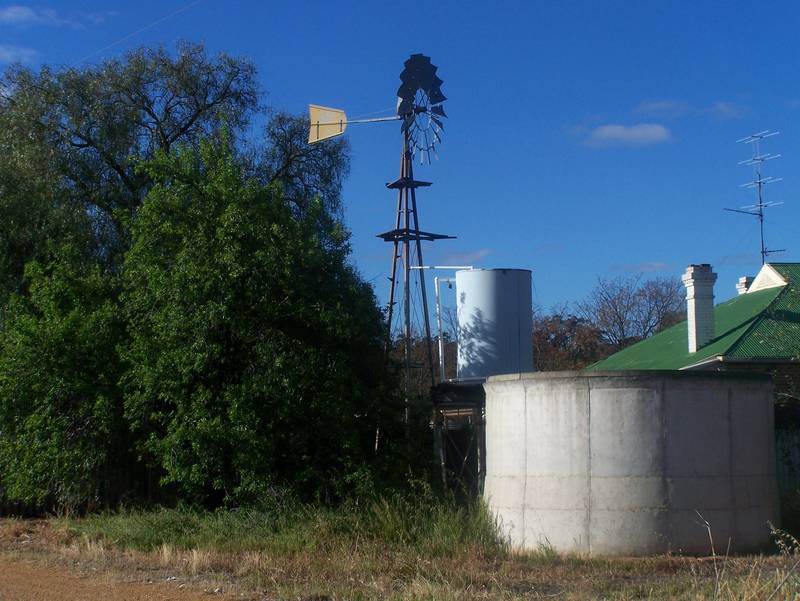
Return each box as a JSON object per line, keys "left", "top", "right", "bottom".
{"left": 44, "top": 498, "right": 800, "bottom": 600}
{"left": 61, "top": 493, "right": 506, "bottom": 559}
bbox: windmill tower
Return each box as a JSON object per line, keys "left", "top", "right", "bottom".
{"left": 308, "top": 54, "right": 453, "bottom": 432}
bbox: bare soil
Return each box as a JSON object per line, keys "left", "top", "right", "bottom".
{"left": 0, "top": 521, "right": 242, "bottom": 601}
{"left": 0, "top": 556, "right": 234, "bottom": 601}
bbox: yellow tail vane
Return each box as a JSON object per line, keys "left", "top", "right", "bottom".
{"left": 308, "top": 105, "right": 347, "bottom": 144}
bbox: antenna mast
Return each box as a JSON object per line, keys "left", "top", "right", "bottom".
{"left": 724, "top": 130, "right": 786, "bottom": 265}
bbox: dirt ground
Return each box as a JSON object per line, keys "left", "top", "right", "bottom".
{"left": 2, "top": 517, "right": 800, "bottom": 600}
{"left": 0, "top": 556, "right": 235, "bottom": 601}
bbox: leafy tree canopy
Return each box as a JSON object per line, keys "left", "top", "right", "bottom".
{"left": 0, "top": 44, "right": 397, "bottom": 512}
{"left": 0, "top": 41, "right": 349, "bottom": 304}
{"left": 123, "top": 132, "right": 397, "bottom": 505}
{"left": 0, "top": 245, "right": 127, "bottom": 508}
{"left": 533, "top": 306, "right": 610, "bottom": 371}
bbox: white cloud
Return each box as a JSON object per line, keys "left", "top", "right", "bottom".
{"left": 0, "top": 5, "right": 114, "bottom": 28}
{"left": 585, "top": 123, "right": 671, "bottom": 147}
{"left": 710, "top": 101, "right": 745, "bottom": 119}
{"left": 616, "top": 261, "right": 673, "bottom": 273}
{"left": 85, "top": 11, "right": 116, "bottom": 25}
{"left": 442, "top": 248, "right": 492, "bottom": 265}
{"left": 631, "top": 99, "right": 746, "bottom": 121}
{"left": 634, "top": 99, "right": 690, "bottom": 116}
{"left": 0, "top": 5, "right": 73, "bottom": 26}
{"left": 0, "top": 44, "right": 37, "bottom": 63}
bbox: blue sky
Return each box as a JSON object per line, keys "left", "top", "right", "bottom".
{"left": 3, "top": 1, "right": 800, "bottom": 313}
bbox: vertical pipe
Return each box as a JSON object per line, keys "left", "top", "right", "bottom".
{"left": 435, "top": 276, "right": 445, "bottom": 382}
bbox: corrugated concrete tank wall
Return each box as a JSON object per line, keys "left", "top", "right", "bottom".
{"left": 456, "top": 269, "right": 533, "bottom": 380}
{"left": 484, "top": 371, "right": 779, "bottom": 556}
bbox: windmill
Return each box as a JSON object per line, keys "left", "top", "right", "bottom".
{"left": 307, "top": 54, "right": 454, "bottom": 430}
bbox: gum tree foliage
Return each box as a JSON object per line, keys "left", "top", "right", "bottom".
{"left": 0, "top": 246, "right": 127, "bottom": 508}
{"left": 0, "top": 43, "right": 352, "bottom": 301}
{"left": 0, "top": 95, "right": 89, "bottom": 309}
{"left": 532, "top": 306, "right": 610, "bottom": 370}
{"left": 256, "top": 111, "right": 351, "bottom": 223}
{"left": 123, "top": 133, "right": 397, "bottom": 505}
{"left": 0, "top": 44, "right": 388, "bottom": 510}
{"left": 0, "top": 42, "right": 258, "bottom": 275}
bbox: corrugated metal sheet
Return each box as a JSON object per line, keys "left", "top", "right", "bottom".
{"left": 728, "top": 266, "right": 800, "bottom": 360}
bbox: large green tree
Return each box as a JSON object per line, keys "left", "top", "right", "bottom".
{"left": 0, "top": 42, "right": 258, "bottom": 276}
{"left": 0, "top": 97, "right": 88, "bottom": 309}
{"left": 0, "top": 43, "right": 351, "bottom": 304}
{"left": 0, "top": 245, "right": 127, "bottom": 508}
{"left": 255, "top": 111, "right": 350, "bottom": 223}
{"left": 0, "top": 44, "right": 395, "bottom": 511}
{"left": 123, "top": 133, "right": 396, "bottom": 505}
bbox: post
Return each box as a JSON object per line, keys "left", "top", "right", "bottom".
{"left": 435, "top": 276, "right": 446, "bottom": 382}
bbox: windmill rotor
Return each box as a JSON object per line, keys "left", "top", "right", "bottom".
{"left": 396, "top": 54, "right": 447, "bottom": 163}
{"left": 307, "top": 53, "right": 448, "bottom": 164}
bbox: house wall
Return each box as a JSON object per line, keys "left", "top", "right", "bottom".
{"left": 484, "top": 370, "right": 779, "bottom": 555}
{"left": 702, "top": 362, "right": 800, "bottom": 401}
{"left": 774, "top": 364, "right": 800, "bottom": 400}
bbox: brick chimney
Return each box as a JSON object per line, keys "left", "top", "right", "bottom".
{"left": 736, "top": 276, "right": 754, "bottom": 295}
{"left": 682, "top": 264, "right": 717, "bottom": 353}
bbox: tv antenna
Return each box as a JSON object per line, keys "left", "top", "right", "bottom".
{"left": 307, "top": 54, "right": 454, "bottom": 433}
{"left": 724, "top": 130, "right": 786, "bottom": 265}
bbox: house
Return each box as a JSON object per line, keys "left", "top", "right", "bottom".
{"left": 588, "top": 262, "right": 800, "bottom": 396}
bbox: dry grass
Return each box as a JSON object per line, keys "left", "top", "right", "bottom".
{"left": 2, "top": 503, "right": 800, "bottom": 600}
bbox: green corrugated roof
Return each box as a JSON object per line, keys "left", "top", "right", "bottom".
{"left": 586, "top": 263, "right": 800, "bottom": 371}
{"left": 727, "top": 264, "right": 800, "bottom": 359}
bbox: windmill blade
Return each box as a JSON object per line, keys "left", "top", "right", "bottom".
{"left": 396, "top": 54, "right": 448, "bottom": 159}
{"left": 397, "top": 97, "right": 414, "bottom": 115}
{"left": 397, "top": 81, "right": 418, "bottom": 100}
{"left": 429, "top": 89, "right": 447, "bottom": 105}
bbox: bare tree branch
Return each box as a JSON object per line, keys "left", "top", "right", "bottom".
{"left": 577, "top": 275, "right": 684, "bottom": 350}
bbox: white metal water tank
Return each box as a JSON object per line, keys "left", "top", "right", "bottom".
{"left": 455, "top": 268, "right": 533, "bottom": 380}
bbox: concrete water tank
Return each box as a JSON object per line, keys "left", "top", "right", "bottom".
{"left": 456, "top": 268, "right": 533, "bottom": 380}
{"left": 483, "top": 370, "right": 779, "bottom": 555}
